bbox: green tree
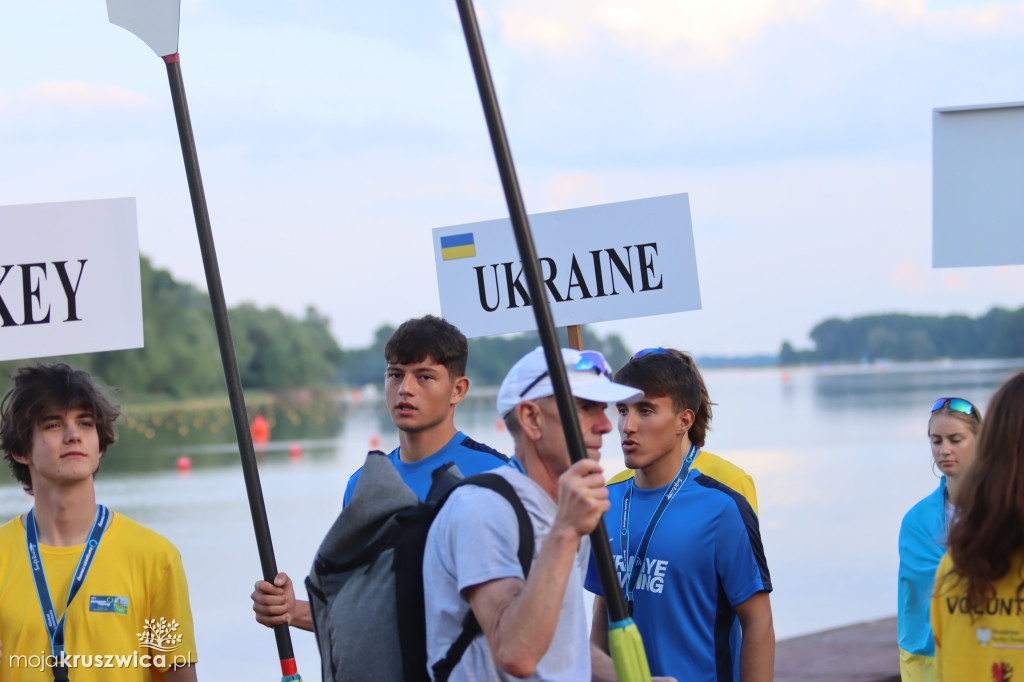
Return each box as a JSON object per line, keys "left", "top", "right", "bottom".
{"left": 0, "top": 257, "right": 346, "bottom": 397}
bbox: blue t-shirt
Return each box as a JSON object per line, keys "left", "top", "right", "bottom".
{"left": 584, "top": 470, "right": 771, "bottom": 680}
{"left": 897, "top": 477, "right": 947, "bottom": 656}
{"left": 342, "top": 431, "right": 509, "bottom": 506}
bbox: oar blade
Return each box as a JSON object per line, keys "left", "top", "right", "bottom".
{"left": 608, "top": 619, "right": 652, "bottom": 682}
{"left": 106, "top": 0, "right": 181, "bottom": 57}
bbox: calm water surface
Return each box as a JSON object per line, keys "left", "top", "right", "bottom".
{"left": 1, "top": 359, "right": 1020, "bottom": 679}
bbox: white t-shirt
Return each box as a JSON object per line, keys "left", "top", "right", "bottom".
{"left": 422, "top": 466, "right": 592, "bottom": 682}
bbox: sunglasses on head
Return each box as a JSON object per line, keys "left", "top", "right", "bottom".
{"left": 518, "top": 351, "right": 610, "bottom": 398}
{"left": 931, "top": 397, "right": 979, "bottom": 418}
{"left": 633, "top": 348, "right": 671, "bottom": 359}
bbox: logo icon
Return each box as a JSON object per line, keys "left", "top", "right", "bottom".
{"left": 991, "top": 661, "right": 1013, "bottom": 682}
{"left": 89, "top": 595, "right": 129, "bottom": 614}
{"left": 136, "top": 617, "right": 184, "bottom": 652}
{"left": 978, "top": 627, "right": 993, "bottom": 646}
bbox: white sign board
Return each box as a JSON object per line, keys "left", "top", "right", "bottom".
{"left": 0, "top": 198, "right": 144, "bottom": 362}
{"left": 432, "top": 194, "right": 701, "bottom": 338}
{"left": 934, "top": 102, "right": 1024, "bottom": 267}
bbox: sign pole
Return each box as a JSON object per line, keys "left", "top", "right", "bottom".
{"left": 567, "top": 325, "right": 583, "bottom": 352}
{"left": 453, "top": 1, "right": 651, "bottom": 679}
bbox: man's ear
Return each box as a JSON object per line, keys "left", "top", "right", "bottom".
{"left": 516, "top": 401, "right": 545, "bottom": 442}
{"left": 10, "top": 450, "right": 30, "bottom": 466}
{"left": 450, "top": 375, "right": 470, "bottom": 406}
{"left": 676, "top": 408, "right": 696, "bottom": 436}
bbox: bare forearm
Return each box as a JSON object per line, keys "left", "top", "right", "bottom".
{"left": 590, "top": 595, "right": 610, "bottom": 653}
{"left": 485, "top": 527, "right": 581, "bottom": 674}
{"left": 590, "top": 642, "right": 617, "bottom": 682}
{"left": 163, "top": 665, "right": 198, "bottom": 682}
{"left": 291, "top": 599, "right": 313, "bottom": 632}
{"left": 739, "top": 619, "right": 775, "bottom": 682}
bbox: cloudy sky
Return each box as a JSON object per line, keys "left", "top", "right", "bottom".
{"left": 3, "top": 0, "right": 1024, "bottom": 356}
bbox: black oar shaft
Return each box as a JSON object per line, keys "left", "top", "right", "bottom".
{"left": 453, "top": 0, "right": 632, "bottom": 625}
{"left": 164, "top": 57, "right": 297, "bottom": 663}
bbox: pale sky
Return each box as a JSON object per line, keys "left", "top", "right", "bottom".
{"left": 4, "top": 0, "right": 1024, "bottom": 356}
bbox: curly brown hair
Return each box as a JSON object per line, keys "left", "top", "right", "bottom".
{"left": 944, "top": 371, "right": 1024, "bottom": 612}
{"left": 0, "top": 364, "right": 120, "bottom": 494}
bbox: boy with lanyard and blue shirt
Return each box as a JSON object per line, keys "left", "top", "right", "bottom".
{"left": 586, "top": 348, "right": 774, "bottom": 681}
{"left": 0, "top": 364, "right": 198, "bottom": 682}
{"left": 251, "top": 315, "right": 509, "bottom": 632}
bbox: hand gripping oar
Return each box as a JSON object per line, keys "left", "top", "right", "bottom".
{"left": 453, "top": 2, "right": 652, "bottom": 680}
{"left": 105, "top": 2, "right": 302, "bottom": 680}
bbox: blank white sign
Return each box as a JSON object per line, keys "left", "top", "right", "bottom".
{"left": 933, "top": 102, "right": 1024, "bottom": 268}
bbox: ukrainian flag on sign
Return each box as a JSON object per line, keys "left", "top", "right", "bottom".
{"left": 441, "top": 232, "right": 476, "bottom": 260}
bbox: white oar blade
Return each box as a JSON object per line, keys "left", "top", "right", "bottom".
{"left": 106, "top": 0, "right": 181, "bottom": 58}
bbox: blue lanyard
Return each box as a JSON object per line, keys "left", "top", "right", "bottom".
{"left": 26, "top": 505, "right": 110, "bottom": 670}
{"left": 620, "top": 444, "right": 697, "bottom": 608}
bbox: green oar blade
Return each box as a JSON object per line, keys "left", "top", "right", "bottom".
{"left": 609, "top": 618, "right": 652, "bottom": 682}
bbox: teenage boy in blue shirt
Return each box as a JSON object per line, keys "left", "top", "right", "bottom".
{"left": 586, "top": 348, "right": 774, "bottom": 681}
{"left": 251, "top": 315, "right": 508, "bottom": 632}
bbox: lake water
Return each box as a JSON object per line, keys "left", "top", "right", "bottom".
{"left": 1, "top": 359, "right": 1021, "bottom": 679}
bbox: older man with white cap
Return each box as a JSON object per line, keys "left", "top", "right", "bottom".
{"left": 422, "top": 347, "right": 675, "bottom": 682}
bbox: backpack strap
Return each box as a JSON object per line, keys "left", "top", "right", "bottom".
{"left": 431, "top": 473, "right": 534, "bottom": 682}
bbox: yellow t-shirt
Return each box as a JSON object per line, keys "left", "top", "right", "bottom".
{"left": 931, "top": 551, "right": 1024, "bottom": 681}
{"left": 606, "top": 450, "right": 759, "bottom": 515}
{"left": 0, "top": 512, "right": 198, "bottom": 681}
{"left": 898, "top": 647, "right": 937, "bottom": 682}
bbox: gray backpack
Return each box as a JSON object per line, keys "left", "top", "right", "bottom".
{"left": 305, "top": 451, "right": 533, "bottom": 682}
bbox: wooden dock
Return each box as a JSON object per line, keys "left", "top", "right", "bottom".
{"left": 775, "top": 616, "right": 900, "bottom": 681}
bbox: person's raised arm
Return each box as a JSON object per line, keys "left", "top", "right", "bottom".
{"left": 465, "top": 458, "right": 608, "bottom": 678}
{"left": 735, "top": 591, "right": 774, "bottom": 682}
{"left": 251, "top": 572, "right": 313, "bottom": 632}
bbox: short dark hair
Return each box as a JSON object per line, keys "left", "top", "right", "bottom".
{"left": 0, "top": 364, "right": 120, "bottom": 494}
{"left": 384, "top": 315, "right": 468, "bottom": 378}
{"left": 613, "top": 349, "right": 715, "bottom": 448}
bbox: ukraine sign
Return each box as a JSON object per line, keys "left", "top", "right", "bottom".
{"left": 432, "top": 194, "right": 701, "bottom": 339}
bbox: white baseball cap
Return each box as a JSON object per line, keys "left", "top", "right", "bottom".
{"left": 496, "top": 346, "right": 643, "bottom": 418}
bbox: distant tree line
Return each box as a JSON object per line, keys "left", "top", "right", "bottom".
{"left": 780, "top": 307, "right": 1024, "bottom": 365}
{"left": 0, "top": 256, "right": 631, "bottom": 398}
{"left": 0, "top": 257, "right": 344, "bottom": 398}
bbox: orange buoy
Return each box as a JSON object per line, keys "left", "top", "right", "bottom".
{"left": 176, "top": 455, "right": 192, "bottom": 473}
{"left": 369, "top": 434, "right": 381, "bottom": 449}
{"left": 289, "top": 443, "right": 303, "bottom": 460}
{"left": 251, "top": 414, "right": 270, "bottom": 445}
{"left": 495, "top": 418, "right": 506, "bottom": 433}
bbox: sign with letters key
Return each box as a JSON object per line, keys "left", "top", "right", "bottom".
{"left": 432, "top": 193, "right": 701, "bottom": 338}
{"left": 0, "top": 198, "right": 143, "bottom": 361}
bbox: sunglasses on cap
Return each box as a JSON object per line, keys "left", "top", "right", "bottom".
{"left": 931, "top": 397, "right": 979, "bottom": 419}
{"left": 518, "top": 351, "right": 611, "bottom": 398}
{"left": 632, "top": 348, "right": 671, "bottom": 359}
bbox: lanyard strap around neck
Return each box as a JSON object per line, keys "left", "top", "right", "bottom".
{"left": 26, "top": 505, "right": 110, "bottom": 669}
{"left": 620, "top": 444, "right": 697, "bottom": 605}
